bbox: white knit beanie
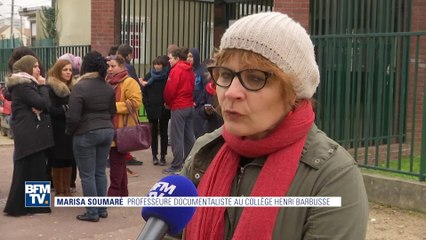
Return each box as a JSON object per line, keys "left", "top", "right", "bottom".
{"left": 220, "top": 12, "right": 320, "bottom": 99}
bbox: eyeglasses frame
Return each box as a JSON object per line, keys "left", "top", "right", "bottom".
{"left": 207, "top": 66, "right": 273, "bottom": 91}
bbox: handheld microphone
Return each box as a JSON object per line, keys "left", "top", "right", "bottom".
{"left": 137, "top": 175, "right": 198, "bottom": 240}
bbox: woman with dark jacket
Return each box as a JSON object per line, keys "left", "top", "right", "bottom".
{"left": 47, "top": 59, "right": 75, "bottom": 196}
{"left": 66, "top": 51, "right": 116, "bottom": 222}
{"left": 141, "top": 55, "right": 171, "bottom": 166}
{"left": 187, "top": 48, "right": 209, "bottom": 139}
{"left": 4, "top": 55, "right": 54, "bottom": 216}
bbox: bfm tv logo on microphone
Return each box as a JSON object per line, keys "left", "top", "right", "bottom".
{"left": 148, "top": 181, "right": 176, "bottom": 197}
{"left": 25, "top": 181, "right": 51, "bottom": 207}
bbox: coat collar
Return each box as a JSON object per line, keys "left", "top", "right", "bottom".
{"left": 192, "top": 124, "right": 339, "bottom": 171}
{"left": 47, "top": 76, "right": 74, "bottom": 97}
{"left": 5, "top": 74, "right": 33, "bottom": 89}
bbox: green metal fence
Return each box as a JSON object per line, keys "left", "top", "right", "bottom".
{"left": 120, "top": 0, "right": 272, "bottom": 78}
{"left": 312, "top": 32, "right": 426, "bottom": 181}
{"left": 121, "top": 0, "right": 215, "bottom": 77}
{"left": 0, "top": 45, "right": 91, "bottom": 84}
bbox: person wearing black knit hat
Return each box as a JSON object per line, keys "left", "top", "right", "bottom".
{"left": 4, "top": 55, "right": 54, "bottom": 216}
{"left": 66, "top": 51, "right": 117, "bottom": 222}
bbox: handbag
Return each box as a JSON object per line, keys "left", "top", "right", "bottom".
{"left": 116, "top": 101, "right": 151, "bottom": 153}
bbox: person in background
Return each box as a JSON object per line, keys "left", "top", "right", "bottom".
{"left": 141, "top": 55, "right": 171, "bottom": 166}
{"left": 166, "top": 44, "right": 179, "bottom": 147}
{"left": 117, "top": 44, "right": 139, "bottom": 83}
{"left": 163, "top": 48, "right": 195, "bottom": 174}
{"left": 0, "top": 83, "right": 12, "bottom": 137}
{"left": 3, "top": 47, "right": 46, "bottom": 106}
{"left": 66, "top": 51, "right": 116, "bottom": 222}
{"left": 167, "top": 44, "right": 179, "bottom": 56}
{"left": 201, "top": 47, "right": 219, "bottom": 67}
{"left": 117, "top": 43, "right": 144, "bottom": 166}
{"left": 7, "top": 47, "right": 46, "bottom": 77}
{"left": 187, "top": 48, "right": 209, "bottom": 139}
{"left": 58, "top": 53, "right": 82, "bottom": 192}
{"left": 58, "top": 53, "right": 82, "bottom": 76}
{"left": 182, "top": 12, "right": 368, "bottom": 239}
{"left": 197, "top": 50, "right": 223, "bottom": 134}
{"left": 4, "top": 55, "right": 54, "bottom": 216}
{"left": 199, "top": 81, "right": 223, "bottom": 134}
{"left": 105, "top": 55, "right": 142, "bottom": 196}
{"left": 108, "top": 45, "right": 119, "bottom": 57}
{"left": 46, "top": 59, "right": 75, "bottom": 196}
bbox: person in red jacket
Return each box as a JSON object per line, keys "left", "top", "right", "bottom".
{"left": 0, "top": 85, "right": 12, "bottom": 115}
{"left": 163, "top": 48, "right": 196, "bottom": 174}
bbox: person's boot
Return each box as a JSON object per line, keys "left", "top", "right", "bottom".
{"left": 52, "top": 168, "right": 64, "bottom": 196}
{"left": 159, "top": 155, "right": 166, "bottom": 166}
{"left": 62, "top": 167, "right": 72, "bottom": 196}
{"left": 153, "top": 155, "right": 159, "bottom": 165}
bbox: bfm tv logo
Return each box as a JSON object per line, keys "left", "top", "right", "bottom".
{"left": 148, "top": 181, "right": 176, "bottom": 197}
{"left": 25, "top": 181, "right": 51, "bottom": 207}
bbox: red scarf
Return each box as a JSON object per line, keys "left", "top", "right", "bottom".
{"left": 185, "top": 100, "right": 315, "bottom": 240}
{"left": 106, "top": 69, "right": 129, "bottom": 127}
{"left": 106, "top": 69, "right": 128, "bottom": 86}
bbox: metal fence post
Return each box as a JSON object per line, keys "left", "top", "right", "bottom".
{"left": 420, "top": 61, "right": 426, "bottom": 181}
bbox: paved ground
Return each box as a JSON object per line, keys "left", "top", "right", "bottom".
{"left": 0, "top": 136, "right": 165, "bottom": 240}
{"left": 0, "top": 135, "right": 425, "bottom": 239}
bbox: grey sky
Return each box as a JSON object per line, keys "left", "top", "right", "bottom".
{"left": 0, "top": 0, "right": 51, "bottom": 27}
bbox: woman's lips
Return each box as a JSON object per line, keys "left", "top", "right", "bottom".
{"left": 224, "top": 110, "right": 242, "bottom": 120}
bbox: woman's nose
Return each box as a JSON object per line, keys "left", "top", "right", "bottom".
{"left": 224, "top": 76, "right": 245, "bottom": 99}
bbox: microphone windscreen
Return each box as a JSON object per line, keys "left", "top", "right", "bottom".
{"left": 142, "top": 175, "right": 198, "bottom": 235}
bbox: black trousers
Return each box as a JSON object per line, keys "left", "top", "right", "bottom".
{"left": 149, "top": 118, "right": 169, "bottom": 157}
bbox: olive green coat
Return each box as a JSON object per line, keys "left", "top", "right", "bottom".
{"left": 181, "top": 125, "right": 368, "bottom": 240}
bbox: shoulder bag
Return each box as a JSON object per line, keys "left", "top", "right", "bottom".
{"left": 116, "top": 101, "right": 151, "bottom": 153}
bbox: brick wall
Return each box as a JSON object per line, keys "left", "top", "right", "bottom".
{"left": 274, "top": 0, "right": 310, "bottom": 31}
{"left": 406, "top": 0, "right": 426, "bottom": 155}
{"left": 91, "top": 0, "right": 121, "bottom": 55}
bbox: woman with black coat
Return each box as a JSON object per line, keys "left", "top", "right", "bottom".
{"left": 4, "top": 55, "right": 54, "bottom": 216}
{"left": 141, "top": 56, "right": 171, "bottom": 166}
{"left": 47, "top": 59, "right": 76, "bottom": 196}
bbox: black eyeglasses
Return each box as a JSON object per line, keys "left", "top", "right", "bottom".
{"left": 207, "top": 66, "right": 273, "bottom": 91}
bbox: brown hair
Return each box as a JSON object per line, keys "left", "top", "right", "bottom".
{"left": 48, "top": 59, "right": 74, "bottom": 86}
{"left": 170, "top": 48, "right": 188, "bottom": 61}
{"left": 167, "top": 44, "right": 178, "bottom": 54}
{"left": 106, "top": 55, "right": 126, "bottom": 66}
{"left": 216, "top": 49, "right": 297, "bottom": 107}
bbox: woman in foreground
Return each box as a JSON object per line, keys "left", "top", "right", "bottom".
{"left": 182, "top": 12, "right": 368, "bottom": 240}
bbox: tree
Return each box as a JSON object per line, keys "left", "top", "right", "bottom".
{"left": 40, "top": 6, "right": 57, "bottom": 43}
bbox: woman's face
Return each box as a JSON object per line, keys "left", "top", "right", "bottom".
{"left": 107, "top": 59, "right": 125, "bottom": 74}
{"left": 154, "top": 64, "right": 163, "bottom": 72}
{"left": 187, "top": 52, "right": 194, "bottom": 65}
{"left": 32, "top": 62, "right": 40, "bottom": 78}
{"left": 216, "top": 53, "right": 293, "bottom": 139}
{"left": 61, "top": 64, "right": 73, "bottom": 81}
{"left": 168, "top": 54, "right": 179, "bottom": 67}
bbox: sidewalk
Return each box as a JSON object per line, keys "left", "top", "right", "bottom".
{"left": 1, "top": 135, "right": 425, "bottom": 239}
{"left": 0, "top": 135, "right": 166, "bottom": 240}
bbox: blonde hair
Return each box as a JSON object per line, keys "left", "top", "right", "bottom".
{"left": 216, "top": 49, "right": 297, "bottom": 107}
